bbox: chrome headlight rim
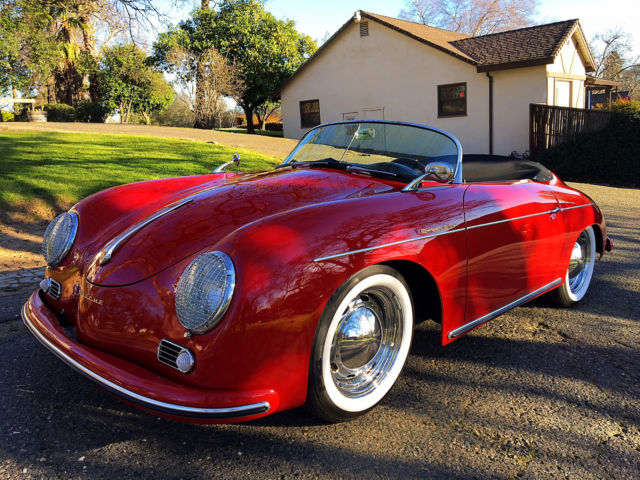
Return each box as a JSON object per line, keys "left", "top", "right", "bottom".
{"left": 175, "top": 251, "right": 236, "bottom": 335}
{"left": 42, "top": 212, "right": 79, "bottom": 268}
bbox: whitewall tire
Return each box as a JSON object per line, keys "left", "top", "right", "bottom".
{"left": 307, "top": 265, "right": 413, "bottom": 422}
{"left": 550, "top": 226, "right": 596, "bottom": 307}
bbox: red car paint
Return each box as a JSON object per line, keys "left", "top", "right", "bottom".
{"left": 23, "top": 136, "right": 609, "bottom": 423}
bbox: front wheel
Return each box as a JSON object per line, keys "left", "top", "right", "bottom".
{"left": 307, "top": 265, "right": 413, "bottom": 422}
{"left": 548, "top": 226, "right": 596, "bottom": 307}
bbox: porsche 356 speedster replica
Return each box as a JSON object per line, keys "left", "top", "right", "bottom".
{"left": 23, "top": 120, "right": 612, "bottom": 423}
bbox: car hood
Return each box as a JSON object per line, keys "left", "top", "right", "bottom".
{"left": 85, "top": 168, "right": 396, "bottom": 286}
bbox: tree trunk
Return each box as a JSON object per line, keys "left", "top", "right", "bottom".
{"left": 80, "top": 13, "right": 99, "bottom": 103}
{"left": 244, "top": 106, "right": 255, "bottom": 134}
{"left": 192, "top": 0, "right": 210, "bottom": 129}
{"left": 142, "top": 111, "right": 151, "bottom": 125}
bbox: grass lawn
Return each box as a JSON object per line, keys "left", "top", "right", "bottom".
{"left": 0, "top": 131, "right": 280, "bottom": 223}
{"left": 217, "top": 127, "right": 284, "bottom": 138}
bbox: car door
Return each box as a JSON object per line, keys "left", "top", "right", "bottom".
{"left": 454, "top": 180, "right": 565, "bottom": 337}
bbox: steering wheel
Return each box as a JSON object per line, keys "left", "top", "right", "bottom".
{"left": 391, "top": 157, "right": 425, "bottom": 174}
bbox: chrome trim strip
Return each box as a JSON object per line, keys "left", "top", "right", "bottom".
{"left": 22, "top": 301, "right": 270, "bottom": 419}
{"left": 467, "top": 207, "right": 558, "bottom": 230}
{"left": 560, "top": 203, "right": 593, "bottom": 212}
{"left": 313, "top": 227, "right": 467, "bottom": 262}
{"left": 99, "top": 198, "right": 193, "bottom": 266}
{"left": 312, "top": 204, "right": 594, "bottom": 263}
{"left": 447, "top": 278, "right": 563, "bottom": 339}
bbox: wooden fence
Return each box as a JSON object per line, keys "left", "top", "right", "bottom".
{"left": 529, "top": 104, "right": 613, "bottom": 158}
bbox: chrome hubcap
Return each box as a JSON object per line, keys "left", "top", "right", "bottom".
{"left": 330, "top": 287, "right": 403, "bottom": 398}
{"left": 568, "top": 230, "right": 592, "bottom": 294}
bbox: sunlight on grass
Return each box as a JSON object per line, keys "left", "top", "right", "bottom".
{"left": 0, "top": 131, "right": 280, "bottom": 222}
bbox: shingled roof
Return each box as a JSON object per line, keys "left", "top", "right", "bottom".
{"left": 276, "top": 11, "right": 595, "bottom": 96}
{"left": 451, "top": 19, "right": 581, "bottom": 71}
{"left": 361, "top": 12, "right": 594, "bottom": 72}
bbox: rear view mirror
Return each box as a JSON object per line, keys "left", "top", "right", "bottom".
{"left": 424, "top": 162, "right": 454, "bottom": 183}
{"left": 356, "top": 128, "right": 375, "bottom": 140}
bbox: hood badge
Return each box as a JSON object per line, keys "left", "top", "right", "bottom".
{"left": 80, "top": 291, "right": 104, "bottom": 305}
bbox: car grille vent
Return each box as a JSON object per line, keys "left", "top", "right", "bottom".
{"left": 360, "top": 21, "right": 369, "bottom": 37}
{"left": 48, "top": 279, "right": 62, "bottom": 300}
{"left": 157, "top": 339, "right": 194, "bottom": 373}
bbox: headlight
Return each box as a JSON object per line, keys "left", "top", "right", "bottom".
{"left": 42, "top": 212, "right": 78, "bottom": 267}
{"left": 175, "top": 251, "right": 236, "bottom": 334}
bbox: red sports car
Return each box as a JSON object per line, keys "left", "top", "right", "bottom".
{"left": 23, "top": 121, "right": 612, "bottom": 423}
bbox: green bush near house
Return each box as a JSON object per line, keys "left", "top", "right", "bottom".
{"left": 265, "top": 122, "right": 283, "bottom": 132}
{"left": 1, "top": 110, "right": 14, "bottom": 122}
{"left": 537, "top": 100, "right": 640, "bottom": 187}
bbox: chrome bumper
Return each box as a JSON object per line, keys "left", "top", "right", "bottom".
{"left": 21, "top": 295, "right": 270, "bottom": 420}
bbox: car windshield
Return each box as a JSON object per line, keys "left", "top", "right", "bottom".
{"left": 283, "top": 122, "right": 459, "bottom": 182}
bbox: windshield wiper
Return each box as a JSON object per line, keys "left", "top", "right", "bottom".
{"left": 346, "top": 165, "right": 401, "bottom": 180}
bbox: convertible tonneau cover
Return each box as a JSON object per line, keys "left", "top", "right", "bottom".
{"left": 462, "top": 154, "right": 553, "bottom": 183}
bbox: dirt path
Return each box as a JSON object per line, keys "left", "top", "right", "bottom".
{"left": 0, "top": 122, "right": 298, "bottom": 159}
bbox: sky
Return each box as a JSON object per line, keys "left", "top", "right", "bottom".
{"left": 158, "top": 0, "right": 640, "bottom": 57}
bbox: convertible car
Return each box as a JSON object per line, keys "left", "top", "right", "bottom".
{"left": 23, "top": 120, "right": 612, "bottom": 423}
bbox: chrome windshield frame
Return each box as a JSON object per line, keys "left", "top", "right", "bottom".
{"left": 280, "top": 120, "right": 463, "bottom": 185}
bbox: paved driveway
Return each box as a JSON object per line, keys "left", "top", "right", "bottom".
{"left": 0, "top": 183, "right": 638, "bottom": 480}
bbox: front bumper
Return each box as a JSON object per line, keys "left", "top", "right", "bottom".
{"left": 21, "top": 291, "right": 276, "bottom": 422}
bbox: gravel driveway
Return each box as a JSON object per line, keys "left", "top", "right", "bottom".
{"left": 0, "top": 182, "right": 638, "bottom": 480}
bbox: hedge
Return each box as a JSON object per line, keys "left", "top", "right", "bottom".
{"left": 43, "top": 103, "right": 76, "bottom": 122}
{"left": 536, "top": 100, "right": 640, "bottom": 187}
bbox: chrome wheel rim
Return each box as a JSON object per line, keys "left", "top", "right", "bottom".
{"left": 568, "top": 230, "right": 593, "bottom": 295}
{"left": 330, "top": 287, "right": 403, "bottom": 398}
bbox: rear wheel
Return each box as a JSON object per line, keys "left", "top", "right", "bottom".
{"left": 307, "top": 265, "right": 413, "bottom": 422}
{"left": 549, "top": 226, "right": 596, "bottom": 307}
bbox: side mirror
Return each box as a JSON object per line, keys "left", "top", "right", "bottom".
{"left": 424, "top": 162, "right": 454, "bottom": 183}
{"left": 213, "top": 152, "right": 241, "bottom": 173}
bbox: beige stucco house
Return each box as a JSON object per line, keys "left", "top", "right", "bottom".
{"left": 278, "top": 11, "right": 596, "bottom": 156}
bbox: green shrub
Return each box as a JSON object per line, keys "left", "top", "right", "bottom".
{"left": 74, "top": 101, "right": 109, "bottom": 123}
{"left": 265, "top": 122, "right": 283, "bottom": 132}
{"left": 1, "top": 110, "right": 14, "bottom": 122}
{"left": 43, "top": 103, "right": 76, "bottom": 122}
{"left": 610, "top": 99, "right": 640, "bottom": 120}
{"left": 537, "top": 101, "right": 640, "bottom": 186}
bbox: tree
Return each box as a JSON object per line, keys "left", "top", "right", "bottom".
{"left": 592, "top": 29, "right": 640, "bottom": 97}
{"left": 153, "top": 0, "right": 316, "bottom": 132}
{"left": 98, "top": 44, "right": 173, "bottom": 123}
{"left": 136, "top": 70, "right": 174, "bottom": 124}
{"left": 165, "top": 44, "right": 243, "bottom": 129}
{"left": 0, "top": 0, "right": 61, "bottom": 100}
{"left": 398, "top": 0, "right": 537, "bottom": 36}
{"left": 214, "top": 0, "right": 316, "bottom": 133}
{"left": 254, "top": 99, "right": 280, "bottom": 130}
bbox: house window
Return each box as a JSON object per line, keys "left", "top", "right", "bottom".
{"left": 343, "top": 112, "right": 358, "bottom": 121}
{"left": 360, "top": 21, "right": 369, "bottom": 37}
{"left": 300, "top": 99, "right": 320, "bottom": 128}
{"left": 438, "top": 83, "right": 467, "bottom": 117}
